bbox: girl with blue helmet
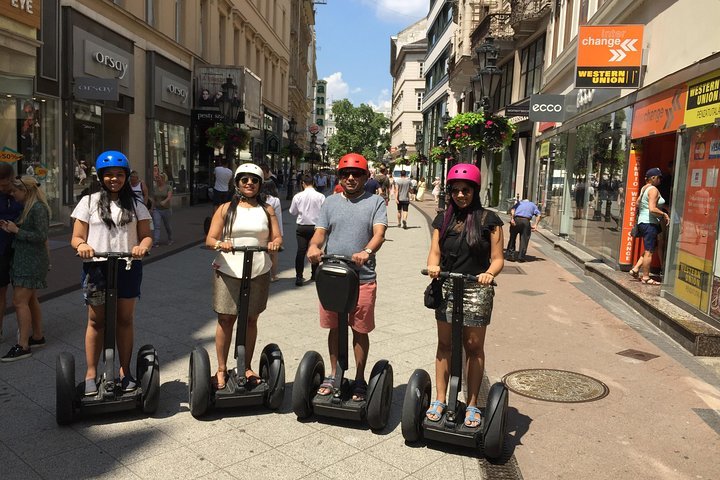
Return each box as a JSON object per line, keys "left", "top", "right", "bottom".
{"left": 69, "top": 150, "right": 153, "bottom": 396}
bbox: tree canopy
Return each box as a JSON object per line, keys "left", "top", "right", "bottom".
{"left": 328, "top": 99, "right": 390, "bottom": 162}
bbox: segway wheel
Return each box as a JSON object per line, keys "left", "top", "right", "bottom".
{"left": 259, "top": 343, "right": 285, "bottom": 410}
{"left": 189, "top": 347, "right": 212, "bottom": 418}
{"left": 366, "top": 360, "right": 394, "bottom": 431}
{"left": 203, "top": 216, "right": 211, "bottom": 235}
{"left": 401, "top": 369, "right": 432, "bottom": 443}
{"left": 483, "top": 382, "right": 509, "bottom": 459}
{"left": 137, "top": 344, "right": 160, "bottom": 414}
{"left": 292, "top": 350, "right": 324, "bottom": 419}
{"left": 56, "top": 352, "right": 76, "bottom": 425}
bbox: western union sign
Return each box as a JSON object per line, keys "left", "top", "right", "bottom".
{"left": 685, "top": 71, "right": 720, "bottom": 127}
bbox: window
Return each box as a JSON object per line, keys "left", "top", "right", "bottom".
{"left": 416, "top": 91, "right": 424, "bottom": 110}
{"left": 316, "top": 97, "right": 325, "bottom": 105}
{"left": 564, "top": 0, "right": 574, "bottom": 48}
{"left": 234, "top": 28, "right": 241, "bottom": 65}
{"left": 200, "top": 0, "right": 208, "bottom": 57}
{"left": 146, "top": 0, "right": 159, "bottom": 27}
{"left": 317, "top": 118, "right": 324, "bottom": 126}
{"left": 493, "top": 60, "right": 514, "bottom": 110}
{"left": 519, "top": 36, "right": 545, "bottom": 98}
{"left": 317, "top": 84, "right": 325, "bottom": 94}
{"left": 419, "top": 62, "right": 424, "bottom": 78}
{"left": 316, "top": 108, "right": 324, "bottom": 116}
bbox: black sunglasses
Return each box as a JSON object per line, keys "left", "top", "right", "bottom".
{"left": 450, "top": 187, "right": 473, "bottom": 196}
{"left": 339, "top": 169, "right": 366, "bottom": 179}
{"left": 239, "top": 176, "right": 260, "bottom": 185}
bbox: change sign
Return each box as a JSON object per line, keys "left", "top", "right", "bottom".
{"left": 576, "top": 25, "right": 643, "bottom": 88}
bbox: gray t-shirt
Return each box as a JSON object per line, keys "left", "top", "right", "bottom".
{"left": 316, "top": 191, "right": 388, "bottom": 282}
{"left": 395, "top": 177, "right": 411, "bottom": 202}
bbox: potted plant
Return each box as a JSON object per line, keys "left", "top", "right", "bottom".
{"left": 445, "top": 111, "right": 515, "bottom": 152}
{"left": 206, "top": 124, "right": 250, "bottom": 150}
{"left": 429, "top": 146, "right": 449, "bottom": 163}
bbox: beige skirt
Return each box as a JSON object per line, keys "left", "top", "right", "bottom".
{"left": 213, "top": 270, "right": 270, "bottom": 317}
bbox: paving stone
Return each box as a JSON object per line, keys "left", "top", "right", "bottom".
{"left": 319, "top": 451, "right": 406, "bottom": 479}
{"left": 224, "top": 449, "right": 313, "bottom": 480}
{"left": 187, "top": 429, "right": 272, "bottom": 468}
{"left": 277, "top": 432, "right": 360, "bottom": 471}
{"left": 95, "top": 425, "right": 183, "bottom": 465}
{"left": 33, "top": 445, "right": 124, "bottom": 478}
{"left": 0, "top": 443, "right": 41, "bottom": 480}
{"left": 126, "top": 446, "right": 219, "bottom": 479}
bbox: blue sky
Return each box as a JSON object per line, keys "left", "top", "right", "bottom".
{"left": 315, "top": 0, "right": 426, "bottom": 112}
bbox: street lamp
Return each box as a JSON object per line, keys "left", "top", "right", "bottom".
{"left": 437, "top": 112, "right": 452, "bottom": 211}
{"left": 320, "top": 142, "right": 327, "bottom": 165}
{"left": 398, "top": 141, "right": 408, "bottom": 162}
{"left": 218, "top": 77, "right": 241, "bottom": 166}
{"left": 471, "top": 37, "right": 503, "bottom": 113}
{"left": 285, "top": 117, "right": 297, "bottom": 200}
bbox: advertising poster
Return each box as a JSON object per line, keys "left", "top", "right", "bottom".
{"left": 619, "top": 148, "right": 641, "bottom": 266}
{"left": 674, "top": 128, "right": 720, "bottom": 311}
{"left": 195, "top": 66, "right": 244, "bottom": 113}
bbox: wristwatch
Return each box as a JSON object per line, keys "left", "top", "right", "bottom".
{"left": 363, "top": 248, "right": 373, "bottom": 255}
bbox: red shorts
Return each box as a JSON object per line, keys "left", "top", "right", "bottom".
{"left": 319, "top": 281, "right": 377, "bottom": 334}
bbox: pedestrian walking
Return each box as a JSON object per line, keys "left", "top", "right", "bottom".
{"left": 394, "top": 170, "right": 412, "bottom": 229}
{"left": 260, "top": 180, "right": 283, "bottom": 282}
{"left": 425, "top": 163, "right": 504, "bottom": 428}
{"left": 628, "top": 167, "right": 669, "bottom": 285}
{"left": 206, "top": 163, "right": 282, "bottom": 390}
{"left": 212, "top": 157, "right": 234, "bottom": 211}
{"left": 416, "top": 177, "right": 426, "bottom": 202}
{"left": 409, "top": 176, "right": 418, "bottom": 201}
{"left": 374, "top": 166, "right": 391, "bottom": 206}
{"left": 0, "top": 176, "right": 50, "bottom": 362}
{"left": 289, "top": 174, "right": 325, "bottom": 286}
{"left": 151, "top": 172, "right": 173, "bottom": 246}
{"left": 0, "top": 164, "right": 22, "bottom": 342}
{"left": 307, "top": 153, "right": 387, "bottom": 402}
{"left": 70, "top": 151, "right": 153, "bottom": 395}
{"left": 432, "top": 177, "right": 441, "bottom": 203}
{"left": 506, "top": 197, "right": 542, "bottom": 262}
{"left": 129, "top": 170, "right": 149, "bottom": 206}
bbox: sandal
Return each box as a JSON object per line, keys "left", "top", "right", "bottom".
{"left": 245, "top": 369, "right": 264, "bottom": 387}
{"left": 317, "top": 376, "right": 335, "bottom": 396}
{"left": 628, "top": 269, "right": 639, "bottom": 278}
{"left": 641, "top": 277, "right": 661, "bottom": 285}
{"left": 351, "top": 379, "right": 367, "bottom": 402}
{"left": 214, "top": 371, "right": 229, "bottom": 390}
{"left": 425, "top": 400, "right": 446, "bottom": 422}
{"left": 464, "top": 406, "right": 482, "bottom": 428}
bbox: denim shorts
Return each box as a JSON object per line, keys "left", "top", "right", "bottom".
{"left": 637, "top": 223, "right": 661, "bottom": 252}
{"left": 81, "top": 260, "right": 143, "bottom": 306}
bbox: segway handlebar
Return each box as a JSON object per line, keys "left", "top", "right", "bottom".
{"left": 421, "top": 269, "right": 497, "bottom": 286}
{"left": 321, "top": 254, "right": 355, "bottom": 263}
{"left": 90, "top": 251, "right": 149, "bottom": 258}
{"left": 202, "top": 245, "right": 283, "bottom": 252}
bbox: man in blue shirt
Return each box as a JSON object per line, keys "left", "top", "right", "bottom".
{"left": 506, "top": 198, "right": 541, "bottom": 262}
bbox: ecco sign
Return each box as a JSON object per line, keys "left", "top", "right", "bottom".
{"left": 94, "top": 51, "right": 129, "bottom": 80}
{"left": 529, "top": 94, "right": 566, "bottom": 122}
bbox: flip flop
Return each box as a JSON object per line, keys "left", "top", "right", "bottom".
{"left": 351, "top": 379, "right": 368, "bottom": 402}
{"left": 464, "top": 406, "right": 482, "bottom": 428}
{"left": 426, "top": 400, "right": 446, "bottom": 422}
{"left": 317, "top": 376, "right": 335, "bottom": 395}
{"left": 214, "top": 371, "right": 229, "bottom": 390}
{"left": 245, "top": 369, "right": 265, "bottom": 387}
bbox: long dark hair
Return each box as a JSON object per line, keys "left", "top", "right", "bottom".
{"left": 222, "top": 174, "right": 270, "bottom": 239}
{"left": 439, "top": 181, "right": 490, "bottom": 251}
{"left": 95, "top": 168, "right": 139, "bottom": 229}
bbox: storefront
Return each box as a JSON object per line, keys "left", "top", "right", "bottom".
{"left": 147, "top": 52, "right": 191, "bottom": 205}
{"left": 663, "top": 69, "right": 720, "bottom": 329}
{"left": 62, "top": 8, "right": 134, "bottom": 211}
{"left": 0, "top": 2, "right": 61, "bottom": 222}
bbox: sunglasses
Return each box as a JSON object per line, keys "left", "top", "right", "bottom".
{"left": 339, "top": 169, "right": 366, "bottom": 179}
{"left": 239, "top": 176, "right": 260, "bottom": 185}
{"left": 450, "top": 187, "right": 473, "bottom": 196}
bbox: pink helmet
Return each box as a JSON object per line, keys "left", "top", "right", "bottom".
{"left": 446, "top": 163, "right": 481, "bottom": 188}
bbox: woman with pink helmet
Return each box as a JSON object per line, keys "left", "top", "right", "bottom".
{"left": 424, "top": 163, "right": 504, "bottom": 428}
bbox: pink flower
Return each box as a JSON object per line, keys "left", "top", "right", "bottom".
{"left": 455, "top": 134, "right": 460, "bottom": 138}
{"left": 464, "top": 125, "right": 469, "bottom": 130}
{"left": 486, "top": 120, "right": 494, "bottom": 126}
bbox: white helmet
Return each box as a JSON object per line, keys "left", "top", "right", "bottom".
{"left": 235, "top": 163, "right": 263, "bottom": 184}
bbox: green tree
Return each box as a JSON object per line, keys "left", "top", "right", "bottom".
{"left": 328, "top": 99, "right": 389, "bottom": 162}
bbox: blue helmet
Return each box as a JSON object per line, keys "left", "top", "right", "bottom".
{"left": 95, "top": 150, "right": 130, "bottom": 175}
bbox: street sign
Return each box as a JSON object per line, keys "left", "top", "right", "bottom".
{"left": 309, "top": 124, "right": 320, "bottom": 134}
{"left": 576, "top": 25, "right": 643, "bottom": 88}
{"left": 529, "top": 94, "right": 566, "bottom": 122}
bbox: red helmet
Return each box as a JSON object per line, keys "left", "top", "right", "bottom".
{"left": 337, "top": 153, "right": 368, "bottom": 172}
{"left": 446, "top": 163, "right": 481, "bottom": 188}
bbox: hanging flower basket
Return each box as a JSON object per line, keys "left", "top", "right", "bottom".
{"left": 445, "top": 111, "right": 516, "bottom": 152}
{"left": 206, "top": 124, "right": 250, "bottom": 150}
{"left": 429, "top": 146, "right": 451, "bottom": 164}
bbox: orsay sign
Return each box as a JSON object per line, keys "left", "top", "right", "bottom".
{"left": 529, "top": 94, "right": 566, "bottom": 122}
{"left": 93, "top": 50, "right": 129, "bottom": 80}
{"left": 167, "top": 83, "right": 188, "bottom": 101}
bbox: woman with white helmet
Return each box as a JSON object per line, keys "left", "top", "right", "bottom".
{"left": 205, "top": 163, "right": 282, "bottom": 390}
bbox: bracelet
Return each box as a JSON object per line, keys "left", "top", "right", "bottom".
{"left": 485, "top": 271, "right": 495, "bottom": 277}
{"left": 76, "top": 241, "right": 87, "bottom": 250}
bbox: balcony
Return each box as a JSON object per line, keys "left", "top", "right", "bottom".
{"left": 509, "top": 0, "right": 551, "bottom": 41}
{"left": 470, "top": 13, "right": 514, "bottom": 59}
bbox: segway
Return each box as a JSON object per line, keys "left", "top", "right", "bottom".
{"left": 188, "top": 246, "right": 285, "bottom": 418}
{"left": 56, "top": 252, "right": 160, "bottom": 425}
{"left": 292, "top": 255, "right": 393, "bottom": 431}
{"left": 401, "top": 269, "right": 508, "bottom": 459}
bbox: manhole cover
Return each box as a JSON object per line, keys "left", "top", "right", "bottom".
{"left": 502, "top": 368, "right": 609, "bottom": 403}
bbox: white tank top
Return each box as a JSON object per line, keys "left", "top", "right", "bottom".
{"left": 212, "top": 205, "right": 271, "bottom": 278}
{"left": 131, "top": 181, "right": 143, "bottom": 195}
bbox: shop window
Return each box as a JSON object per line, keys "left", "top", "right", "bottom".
{"left": 72, "top": 103, "right": 103, "bottom": 204}
{"left": 152, "top": 121, "right": 189, "bottom": 194}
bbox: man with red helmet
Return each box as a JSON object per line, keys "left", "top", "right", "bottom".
{"left": 307, "top": 153, "right": 387, "bottom": 401}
